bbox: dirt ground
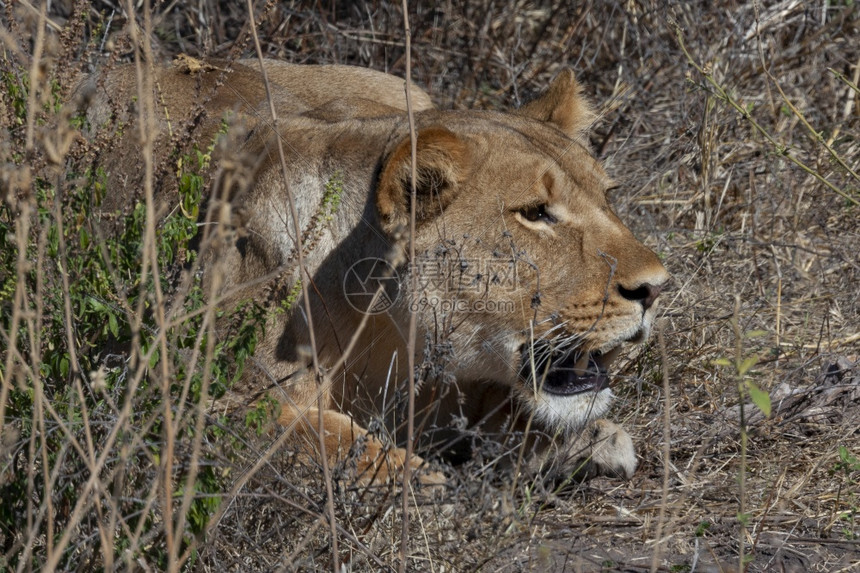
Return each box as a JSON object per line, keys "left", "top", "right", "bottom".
{"left": 2, "top": 1, "right": 859, "bottom": 571}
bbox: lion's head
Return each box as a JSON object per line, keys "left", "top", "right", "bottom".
{"left": 354, "top": 70, "right": 670, "bottom": 433}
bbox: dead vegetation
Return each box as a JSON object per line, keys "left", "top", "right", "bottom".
{"left": 1, "top": 1, "right": 858, "bottom": 571}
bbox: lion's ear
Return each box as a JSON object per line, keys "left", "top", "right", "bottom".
{"left": 376, "top": 127, "right": 471, "bottom": 235}
{"left": 516, "top": 69, "right": 595, "bottom": 139}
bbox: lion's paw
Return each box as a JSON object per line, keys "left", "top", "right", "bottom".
{"left": 538, "top": 419, "right": 636, "bottom": 483}
{"left": 583, "top": 419, "right": 636, "bottom": 480}
{"left": 350, "top": 435, "right": 447, "bottom": 488}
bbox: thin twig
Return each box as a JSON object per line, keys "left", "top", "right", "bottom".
{"left": 733, "top": 294, "right": 747, "bottom": 573}
{"left": 130, "top": 2, "right": 182, "bottom": 566}
{"left": 399, "top": 1, "right": 419, "bottom": 571}
{"left": 244, "top": 2, "right": 338, "bottom": 570}
{"left": 650, "top": 319, "right": 672, "bottom": 572}
{"left": 16, "top": 0, "right": 63, "bottom": 32}
{"left": 24, "top": 1, "right": 46, "bottom": 151}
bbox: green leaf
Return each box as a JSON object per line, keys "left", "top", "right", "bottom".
{"left": 712, "top": 358, "right": 732, "bottom": 367}
{"left": 838, "top": 446, "right": 860, "bottom": 470}
{"left": 744, "top": 329, "right": 769, "bottom": 339}
{"left": 108, "top": 313, "right": 119, "bottom": 338}
{"left": 738, "top": 355, "right": 759, "bottom": 375}
{"left": 149, "top": 348, "right": 160, "bottom": 370}
{"left": 745, "top": 380, "right": 771, "bottom": 417}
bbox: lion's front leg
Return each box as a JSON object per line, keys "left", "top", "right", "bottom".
{"left": 534, "top": 418, "right": 637, "bottom": 483}
{"left": 277, "top": 405, "right": 446, "bottom": 487}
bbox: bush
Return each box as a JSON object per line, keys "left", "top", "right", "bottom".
{"left": 0, "top": 51, "right": 266, "bottom": 570}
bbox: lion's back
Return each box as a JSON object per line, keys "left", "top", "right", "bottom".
{"left": 239, "top": 59, "right": 434, "bottom": 113}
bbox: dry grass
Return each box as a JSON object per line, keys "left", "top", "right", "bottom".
{"left": 1, "top": 1, "right": 859, "bottom": 572}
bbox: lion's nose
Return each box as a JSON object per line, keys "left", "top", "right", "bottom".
{"left": 618, "top": 282, "right": 663, "bottom": 311}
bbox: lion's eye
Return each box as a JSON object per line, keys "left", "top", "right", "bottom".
{"left": 519, "top": 204, "right": 556, "bottom": 224}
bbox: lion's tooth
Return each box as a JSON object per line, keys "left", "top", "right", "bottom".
{"left": 598, "top": 345, "right": 623, "bottom": 369}
{"left": 573, "top": 352, "right": 590, "bottom": 374}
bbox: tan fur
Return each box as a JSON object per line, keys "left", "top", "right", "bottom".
{"left": 79, "top": 61, "right": 669, "bottom": 486}
{"left": 515, "top": 69, "right": 595, "bottom": 138}
{"left": 239, "top": 58, "right": 435, "bottom": 113}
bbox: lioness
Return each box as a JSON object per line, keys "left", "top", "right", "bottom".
{"left": 78, "top": 57, "right": 669, "bottom": 486}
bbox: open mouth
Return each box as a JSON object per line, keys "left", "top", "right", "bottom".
{"left": 519, "top": 344, "right": 624, "bottom": 396}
